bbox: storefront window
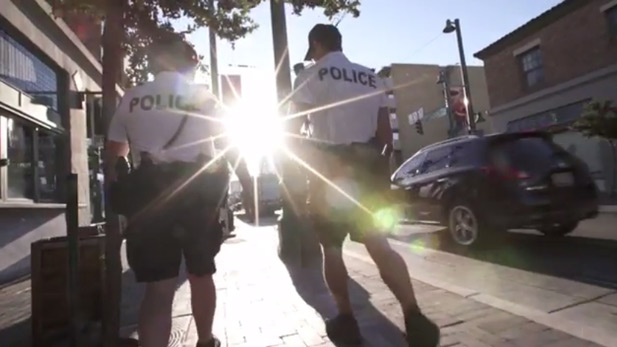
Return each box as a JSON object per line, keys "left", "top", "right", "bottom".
{"left": 0, "top": 28, "right": 59, "bottom": 110}
{"left": 38, "top": 132, "right": 59, "bottom": 201}
{"left": 506, "top": 100, "right": 589, "bottom": 133}
{"left": 3, "top": 117, "right": 60, "bottom": 202}
{"left": 7, "top": 119, "right": 34, "bottom": 199}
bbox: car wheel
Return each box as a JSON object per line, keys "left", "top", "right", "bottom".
{"left": 539, "top": 222, "right": 578, "bottom": 237}
{"left": 443, "top": 202, "right": 502, "bottom": 249}
{"left": 447, "top": 204, "right": 481, "bottom": 247}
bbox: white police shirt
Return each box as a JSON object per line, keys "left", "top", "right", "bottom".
{"left": 108, "top": 71, "right": 219, "bottom": 163}
{"left": 292, "top": 52, "right": 389, "bottom": 145}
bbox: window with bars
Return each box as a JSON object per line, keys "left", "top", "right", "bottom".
{"left": 519, "top": 47, "right": 544, "bottom": 88}
{"left": 0, "top": 28, "right": 59, "bottom": 110}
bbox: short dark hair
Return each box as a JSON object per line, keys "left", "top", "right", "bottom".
{"left": 310, "top": 24, "right": 342, "bottom": 51}
{"left": 148, "top": 36, "right": 198, "bottom": 73}
{"left": 304, "top": 24, "right": 342, "bottom": 60}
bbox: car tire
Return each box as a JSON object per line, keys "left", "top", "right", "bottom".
{"left": 539, "top": 222, "right": 578, "bottom": 237}
{"left": 442, "top": 201, "right": 500, "bottom": 249}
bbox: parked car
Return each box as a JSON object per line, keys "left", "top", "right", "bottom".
{"left": 391, "top": 131, "right": 599, "bottom": 248}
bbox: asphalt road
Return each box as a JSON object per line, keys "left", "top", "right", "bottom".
{"left": 392, "top": 213, "right": 617, "bottom": 290}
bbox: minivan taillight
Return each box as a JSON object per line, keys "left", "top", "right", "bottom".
{"left": 481, "top": 166, "right": 530, "bottom": 180}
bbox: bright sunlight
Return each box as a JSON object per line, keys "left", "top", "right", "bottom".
{"left": 222, "top": 95, "right": 284, "bottom": 176}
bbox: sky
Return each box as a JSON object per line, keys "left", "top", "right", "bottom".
{"left": 179, "top": 0, "right": 563, "bottom": 94}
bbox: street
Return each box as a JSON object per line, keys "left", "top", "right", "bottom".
{"left": 391, "top": 213, "right": 617, "bottom": 289}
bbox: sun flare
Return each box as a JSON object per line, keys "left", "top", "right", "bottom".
{"left": 223, "top": 97, "right": 284, "bottom": 176}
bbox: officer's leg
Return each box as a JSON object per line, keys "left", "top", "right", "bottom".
{"left": 322, "top": 242, "right": 352, "bottom": 314}
{"left": 309, "top": 173, "right": 363, "bottom": 343}
{"left": 355, "top": 150, "right": 439, "bottom": 345}
{"left": 126, "top": 222, "right": 182, "bottom": 347}
{"left": 363, "top": 233, "right": 417, "bottom": 310}
{"left": 139, "top": 278, "right": 177, "bottom": 347}
{"left": 180, "top": 204, "right": 224, "bottom": 345}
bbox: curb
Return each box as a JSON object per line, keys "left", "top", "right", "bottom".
{"left": 344, "top": 243, "right": 617, "bottom": 347}
{"left": 0, "top": 275, "right": 31, "bottom": 291}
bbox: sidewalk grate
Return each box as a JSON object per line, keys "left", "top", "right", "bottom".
{"left": 168, "top": 328, "right": 184, "bottom": 347}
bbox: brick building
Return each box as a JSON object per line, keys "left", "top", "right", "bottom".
{"left": 475, "top": 0, "right": 617, "bottom": 200}
{"left": 0, "top": 0, "right": 121, "bottom": 282}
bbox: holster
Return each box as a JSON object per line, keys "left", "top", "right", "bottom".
{"left": 109, "top": 154, "right": 229, "bottom": 217}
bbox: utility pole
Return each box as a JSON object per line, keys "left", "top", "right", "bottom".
{"left": 443, "top": 19, "right": 476, "bottom": 134}
{"left": 209, "top": 0, "right": 220, "bottom": 98}
{"left": 270, "top": 0, "right": 292, "bottom": 102}
{"left": 270, "top": 0, "right": 319, "bottom": 266}
{"left": 438, "top": 67, "right": 455, "bottom": 138}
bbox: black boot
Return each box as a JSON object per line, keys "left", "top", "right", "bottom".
{"left": 196, "top": 336, "right": 221, "bottom": 347}
{"left": 404, "top": 309, "right": 440, "bottom": 347}
{"left": 325, "top": 314, "right": 363, "bottom": 345}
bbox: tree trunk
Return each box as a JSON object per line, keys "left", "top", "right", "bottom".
{"left": 101, "top": 0, "right": 125, "bottom": 346}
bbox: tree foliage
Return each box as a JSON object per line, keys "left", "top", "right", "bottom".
{"left": 572, "top": 100, "right": 617, "bottom": 140}
{"left": 50, "top": 0, "right": 361, "bottom": 86}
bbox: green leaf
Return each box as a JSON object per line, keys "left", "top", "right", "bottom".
{"left": 572, "top": 100, "right": 617, "bottom": 140}
{"left": 52, "top": 0, "right": 361, "bottom": 85}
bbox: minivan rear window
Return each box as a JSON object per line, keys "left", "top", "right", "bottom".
{"left": 489, "top": 136, "right": 564, "bottom": 175}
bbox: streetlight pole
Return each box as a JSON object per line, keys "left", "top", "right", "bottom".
{"left": 444, "top": 19, "right": 476, "bottom": 134}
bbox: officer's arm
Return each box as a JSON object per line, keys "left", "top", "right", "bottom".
{"left": 105, "top": 141, "right": 129, "bottom": 181}
{"left": 290, "top": 70, "right": 315, "bottom": 135}
{"left": 376, "top": 106, "right": 393, "bottom": 156}
{"left": 106, "top": 105, "right": 130, "bottom": 181}
{"left": 289, "top": 101, "right": 309, "bottom": 135}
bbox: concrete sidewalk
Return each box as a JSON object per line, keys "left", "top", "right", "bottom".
{"left": 0, "top": 220, "right": 604, "bottom": 346}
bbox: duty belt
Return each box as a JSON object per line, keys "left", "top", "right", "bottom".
{"left": 139, "top": 152, "right": 227, "bottom": 174}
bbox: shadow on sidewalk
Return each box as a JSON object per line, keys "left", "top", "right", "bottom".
{"left": 284, "top": 259, "right": 407, "bottom": 346}
{"left": 0, "top": 317, "right": 30, "bottom": 347}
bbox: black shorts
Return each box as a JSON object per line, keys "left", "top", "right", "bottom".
{"left": 124, "top": 161, "right": 228, "bottom": 283}
{"left": 305, "top": 143, "right": 392, "bottom": 248}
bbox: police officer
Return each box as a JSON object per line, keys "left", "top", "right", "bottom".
{"left": 106, "top": 36, "right": 224, "bottom": 347}
{"left": 291, "top": 24, "right": 440, "bottom": 346}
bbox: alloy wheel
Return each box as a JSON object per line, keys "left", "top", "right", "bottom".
{"left": 449, "top": 205, "right": 479, "bottom": 246}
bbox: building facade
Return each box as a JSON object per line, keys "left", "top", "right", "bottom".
{"left": 475, "top": 0, "right": 617, "bottom": 201}
{"left": 0, "top": 0, "right": 119, "bottom": 282}
{"left": 382, "top": 63, "right": 493, "bottom": 161}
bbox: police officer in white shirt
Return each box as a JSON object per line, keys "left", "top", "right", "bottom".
{"left": 106, "top": 37, "right": 224, "bottom": 347}
{"left": 292, "top": 24, "right": 439, "bottom": 346}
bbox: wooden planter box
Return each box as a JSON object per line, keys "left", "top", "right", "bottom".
{"left": 30, "top": 226, "right": 105, "bottom": 347}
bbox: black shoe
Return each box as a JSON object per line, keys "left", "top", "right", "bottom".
{"left": 325, "top": 314, "right": 363, "bottom": 345}
{"left": 196, "top": 336, "right": 221, "bottom": 347}
{"left": 404, "top": 309, "right": 440, "bottom": 347}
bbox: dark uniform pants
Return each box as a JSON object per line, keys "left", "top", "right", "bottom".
{"left": 305, "top": 142, "right": 391, "bottom": 248}
{"left": 123, "top": 159, "right": 228, "bottom": 283}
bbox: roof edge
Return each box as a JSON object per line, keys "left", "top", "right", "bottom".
{"left": 475, "top": 0, "right": 587, "bottom": 60}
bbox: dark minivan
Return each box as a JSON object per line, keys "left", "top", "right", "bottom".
{"left": 391, "top": 132, "right": 599, "bottom": 247}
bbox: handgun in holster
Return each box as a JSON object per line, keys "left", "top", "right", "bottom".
{"left": 116, "top": 156, "right": 132, "bottom": 179}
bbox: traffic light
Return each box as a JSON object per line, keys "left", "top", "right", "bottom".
{"left": 415, "top": 120, "right": 424, "bottom": 135}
